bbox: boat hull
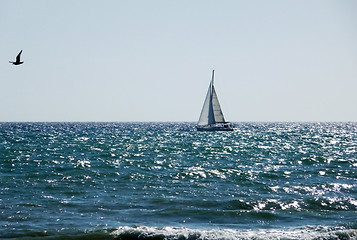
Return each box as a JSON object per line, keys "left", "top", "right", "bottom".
{"left": 196, "top": 123, "right": 234, "bottom": 131}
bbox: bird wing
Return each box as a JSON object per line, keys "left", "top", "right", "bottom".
{"left": 16, "top": 50, "right": 23, "bottom": 62}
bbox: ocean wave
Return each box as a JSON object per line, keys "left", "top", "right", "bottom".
{"left": 3, "top": 226, "right": 356, "bottom": 240}
{"left": 111, "top": 226, "right": 357, "bottom": 240}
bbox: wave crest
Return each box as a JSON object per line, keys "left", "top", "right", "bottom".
{"left": 111, "top": 225, "right": 357, "bottom": 240}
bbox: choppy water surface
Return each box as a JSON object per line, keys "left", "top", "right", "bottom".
{"left": 0, "top": 122, "right": 356, "bottom": 239}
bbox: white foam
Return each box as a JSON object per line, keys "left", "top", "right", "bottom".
{"left": 111, "top": 225, "right": 357, "bottom": 240}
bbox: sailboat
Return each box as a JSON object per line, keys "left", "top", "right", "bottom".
{"left": 196, "top": 70, "right": 234, "bottom": 131}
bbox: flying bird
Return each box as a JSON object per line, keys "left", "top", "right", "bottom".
{"left": 9, "top": 50, "right": 24, "bottom": 65}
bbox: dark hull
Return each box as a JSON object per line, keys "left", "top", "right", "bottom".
{"left": 196, "top": 124, "right": 234, "bottom": 132}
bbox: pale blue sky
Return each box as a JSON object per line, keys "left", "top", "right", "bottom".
{"left": 1, "top": 0, "right": 356, "bottom": 122}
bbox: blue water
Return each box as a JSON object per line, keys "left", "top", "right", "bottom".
{"left": 0, "top": 122, "right": 356, "bottom": 240}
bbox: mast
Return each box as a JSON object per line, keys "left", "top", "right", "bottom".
{"left": 211, "top": 70, "right": 215, "bottom": 86}
{"left": 208, "top": 70, "right": 215, "bottom": 125}
{"left": 211, "top": 70, "right": 226, "bottom": 123}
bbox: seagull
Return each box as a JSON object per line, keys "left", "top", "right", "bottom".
{"left": 9, "top": 50, "right": 24, "bottom": 65}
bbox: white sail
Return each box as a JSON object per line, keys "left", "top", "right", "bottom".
{"left": 197, "top": 82, "right": 214, "bottom": 126}
{"left": 197, "top": 70, "right": 226, "bottom": 126}
{"left": 211, "top": 86, "right": 226, "bottom": 123}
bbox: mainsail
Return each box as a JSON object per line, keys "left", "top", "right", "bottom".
{"left": 197, "top": 70, "right": 226, "bottom": 126}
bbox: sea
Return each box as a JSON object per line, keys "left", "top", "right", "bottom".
{"left": 0, "top": 122, "right": 356, "bottom": 240}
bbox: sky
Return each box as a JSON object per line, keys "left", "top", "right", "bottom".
{"left": 1, "top": 0, "right": 357, "bottom": 122}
